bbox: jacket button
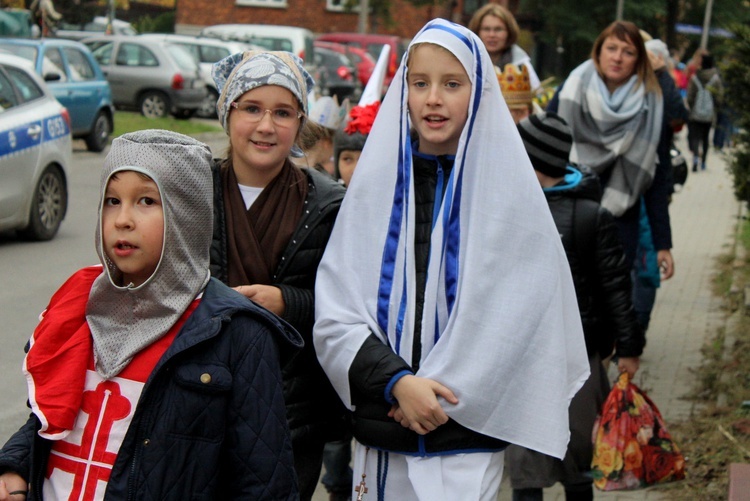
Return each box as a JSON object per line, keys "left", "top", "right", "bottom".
{"left": 143, "top": 439, "right": 150, "bottom": 446}
{"left": 200, "top": 373, "right": 212, "bottom": 384}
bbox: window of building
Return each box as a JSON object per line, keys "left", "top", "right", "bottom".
{"left": 326, "top": 0, "right": 361, "bottom": 12}
{"left": 235, "top": 0, "right": 287, "bottom": 8}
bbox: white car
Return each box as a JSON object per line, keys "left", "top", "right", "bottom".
{"left": 138, "top": 34, "right": 254, "bottom": 118}
{"left": 55, "top": 16, "right": 137, "bottom": 41}
{"left": 0, "top": 53, "right": 72, "bottom": 240}
{"left": 199, "top": 24, "right": 315, "bottom": 67}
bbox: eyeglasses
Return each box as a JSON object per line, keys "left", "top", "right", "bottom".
{"left": 230, "top": 102, "right": 303, "bottom": 127}
{"left": 480, "top": 27, "right": 507, "bottom": 34}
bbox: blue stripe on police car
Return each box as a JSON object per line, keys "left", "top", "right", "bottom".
{"left": 0, "top": 114, "right": 69, "bottom": 160}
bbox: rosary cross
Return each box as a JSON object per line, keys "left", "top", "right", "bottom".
{"left": 355, "top": 475, "right": 368, "bottom": 501}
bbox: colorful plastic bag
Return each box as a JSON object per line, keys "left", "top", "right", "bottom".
{"left": 591, "top": 372, "right": 686, "bottom": 490}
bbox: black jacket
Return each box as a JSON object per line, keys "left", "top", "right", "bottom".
{"left": 0, "top": 278, "right": 302, "bottom": 500}
{"left": 544, "top": 166, "right": 644, "bottom": 359}
{"left": 210, "top": 161, "right": 348, "bottom": 443}
{"left": 347, "top": 152, "right": 508, "bottom": 456}
{"left": 650, "top": 67, "right": 687, "bottom": 235}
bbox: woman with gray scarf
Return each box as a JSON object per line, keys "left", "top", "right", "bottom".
{"left": 547, "top": 21, "right": 673, "bottom": 299}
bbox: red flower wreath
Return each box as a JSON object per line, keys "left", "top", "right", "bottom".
{"left": 344, "top": 101, "right": 380, "bottom": 135}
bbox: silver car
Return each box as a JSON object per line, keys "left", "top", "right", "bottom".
{"left": 83, "top": 35, "right": 207, "bottom": 119}
{"left": 0, "top": 53, "right": 72, "bottom": 240}
{"left": 138, "top": 34, "right": 252, "bottom": 118}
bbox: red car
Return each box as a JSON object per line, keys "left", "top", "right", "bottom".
{"left": 315, "top": 33, "right": 406, "bottom": 86}
{"left": 314, "top": 40, "right": 375, "bottom": 87}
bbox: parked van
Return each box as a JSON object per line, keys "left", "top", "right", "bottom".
{"left": 315, "top": 33, "right": 406, "bottom": 85}
{"left": 199, "top": 24, "right": 315, "bottom": 67}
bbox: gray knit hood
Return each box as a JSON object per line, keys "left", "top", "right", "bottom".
{"left": 87, "top": 130, "right": 213, "bottom": 379}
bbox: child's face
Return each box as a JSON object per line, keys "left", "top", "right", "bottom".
{"left": 509, "top": 105, "right": 531, "bottom": 125}
{"left": 338, "top": 149, "right": 361, "bottom": 187}
{"left": 229, "top": 85, "right": 301, "bottom": 185}
{"left": 102, "top": 171, "right": 164, "bottom": 287}
{"left": 407, "top": 44, "right": 471, "bottom": 156}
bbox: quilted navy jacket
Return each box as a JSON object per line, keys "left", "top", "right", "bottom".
{"left": 0, "top": 278, "right": 303, "bottom": 500}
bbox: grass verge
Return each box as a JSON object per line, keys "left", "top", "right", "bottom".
{"left": 112, "top": 111, "right": 223, "bottom": 138}
{"left": 659, "top": 215, "right": 750, "bottom": 499}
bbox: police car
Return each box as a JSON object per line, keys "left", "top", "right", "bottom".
{"left": 0, "top": 53, "right": 72, "bottom": 240}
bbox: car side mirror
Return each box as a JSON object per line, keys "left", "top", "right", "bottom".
{"left": 44, "top": 72, "right": 62, "bottom": 82}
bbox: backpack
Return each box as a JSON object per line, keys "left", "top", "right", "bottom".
{"left": 670, "top": 143, "right": 688, "bottom": 191}
{"left": 689, "top": 74, "right": 718, "bottom": 123}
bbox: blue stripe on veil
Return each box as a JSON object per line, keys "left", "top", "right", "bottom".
{"left": 377, "top": 70, "right": 410, "bottom": 342}
{"left": 377, "top": 20, "right": 481, "bottom": 351}
{"left": 442, "top": 36, "right": 483, "bottom": 321}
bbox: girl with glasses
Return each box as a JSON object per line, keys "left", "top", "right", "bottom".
{"left": 210, "top": 50, "right": 348, "bottom": 501}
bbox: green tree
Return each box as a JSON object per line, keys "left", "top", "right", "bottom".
{"left": 722, "top": 23, "right": 750, "bottom": 208}
{"left": 515, "top": 0, "right": 749, "bottom": 78}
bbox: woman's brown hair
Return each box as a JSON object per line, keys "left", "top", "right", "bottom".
{"left": 592, "top": 21, "right": 660, "bottom": 95}
{"left": 467, "top": 3, "right": 519, "bottom": 49}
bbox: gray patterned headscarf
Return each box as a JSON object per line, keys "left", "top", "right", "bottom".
{"left": 87, "top": 130, "right": 213, "bottom": 379}
{"left": 212, "top": 50, "right": 314, "bottom": 134}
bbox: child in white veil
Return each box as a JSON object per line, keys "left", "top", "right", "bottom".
{"left": 314, "top": 19, "right": 589, "bottom": 499}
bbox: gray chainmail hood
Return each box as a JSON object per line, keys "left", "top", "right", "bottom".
{"left": 86, "top": 130, "right": 213, "bottom": 379}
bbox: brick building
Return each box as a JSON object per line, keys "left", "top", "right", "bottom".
{"left": 174, "top": 0, "right": 472, "bottom": 39}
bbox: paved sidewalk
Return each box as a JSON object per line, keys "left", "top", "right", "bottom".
{"left": 312, "top": 133, "right": 742, "bottom": 501}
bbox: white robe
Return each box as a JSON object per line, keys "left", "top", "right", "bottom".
{"left": 314, "top": 18, "right": 589, "bottom": 475}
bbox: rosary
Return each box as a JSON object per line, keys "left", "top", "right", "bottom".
{"left": 354, "top": 447, "right": 369, "bottom": 500}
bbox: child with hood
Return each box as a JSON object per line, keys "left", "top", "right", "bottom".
{"left": 0, "top": 130, "right": 301, "bottom": 500}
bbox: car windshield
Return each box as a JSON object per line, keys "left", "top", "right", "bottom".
{"left": 197, "top": 45, "right": 230, "bottom": 64}
{"left": 244, "top": 36, "right": 292, "bottom": 53}
{"left": 166, "top": 44, "right": 198, "bottom": 72}
{"left": 365, "top": 43, "right": 387, "bottom": 60}
{"left": 89, "top": 42, "right": 113, "bottom": 66}
{"left": 119, "top": 25, "right": 137, "bottom": 36}
{"left": 0, "top": 44, "right": 37, "bottom": 63}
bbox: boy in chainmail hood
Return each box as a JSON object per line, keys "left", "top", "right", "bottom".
{"left": 0, "top": 130, "right": 302, "bottom": 500}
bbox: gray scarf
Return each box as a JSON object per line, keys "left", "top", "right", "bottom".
{"left": 87, "top": 130, "right": 213, "bottom": 379}
{"left": 557, "top": 60, "right": 663, "bottom": 216}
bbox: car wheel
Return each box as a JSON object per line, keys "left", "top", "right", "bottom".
{"left": 172, "top": 108, "right": 196, "bottom": 120}
{"left": 140, "top": 91, "right": 169, "bottom": 119}
{"left": 84, "top": 111, "right": 112, "bottom": 152}
{"left": 195, "top": 89, "right": 219, "bottom": 119}
{"left": 18, "top": 166, "right": 67, "bottom": 241}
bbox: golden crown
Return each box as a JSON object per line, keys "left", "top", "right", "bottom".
{"left": 497, "top": 63, "right": 533, "bottom": 108}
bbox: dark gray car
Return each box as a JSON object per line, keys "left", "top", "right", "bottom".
{"left": 83, "top": 35, "right": 207, "bottom": 119}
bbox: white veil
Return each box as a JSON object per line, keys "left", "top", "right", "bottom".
{"left": 314, "top": 19, "right": 589, "bottom": 459}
